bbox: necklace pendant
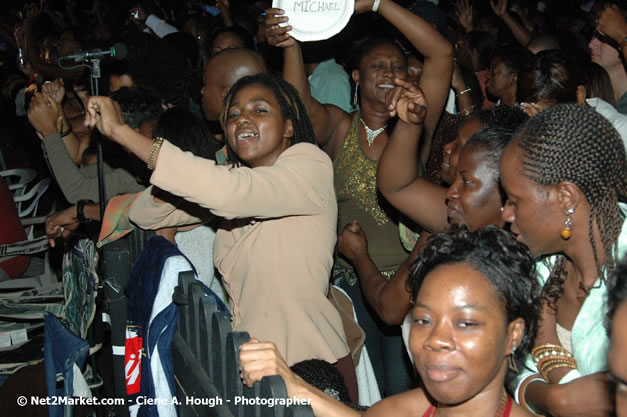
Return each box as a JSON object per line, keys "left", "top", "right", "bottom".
{"left": 360, "top": 118, "right": 386, "bottom": 147}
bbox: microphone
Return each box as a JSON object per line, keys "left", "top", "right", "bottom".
{"left": 58, "top": 42, "right": 128, "bottom": 63}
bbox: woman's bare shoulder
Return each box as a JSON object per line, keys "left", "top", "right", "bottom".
{"left": 323, "top": 108, "right": 353, "bottom": 161}
{"left": 364, "top": 388, "right": 431, "bottom": 417}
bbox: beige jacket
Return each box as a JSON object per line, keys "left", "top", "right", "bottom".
{"left": 129, "top": 141, "right": 349, "bottom": 365}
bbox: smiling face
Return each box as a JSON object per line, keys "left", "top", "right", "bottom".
{"left": 499, "top": 143, "right": 565, "bottom": 256}
{"left": 441, "top": 118, "right": 482, "bottom": 185}
{"left": 409, "top": 262, "right": 516, "bottom": 405}
{"left": 445, "top": 146, "right": 504, "bottom": 230}
{"left": 352, "top": 43, "right": 408, "bottom": 108}
{"left": 224, "top": 83, "right": 293, "bottom": 168}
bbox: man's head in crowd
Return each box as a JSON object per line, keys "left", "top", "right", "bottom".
{"left": 201, "top": 48, "right": 266, "bottom": 122}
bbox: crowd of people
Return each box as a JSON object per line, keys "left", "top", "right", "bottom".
{"left": 1, "top": 0, "right": 626, "bottom": 415}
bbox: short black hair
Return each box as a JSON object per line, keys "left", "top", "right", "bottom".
{"left": 209, "top": 25, "right": 256, "bottom": 55}
{"left": 466, "top": 31, "right": 496, "bottom": 70}
{"left": 492, "top": 45, "right": 532, "bottom": 75}
{"left": 407, "top": 226, "right": 541, "bottom": 373}
{"left": 477, "top": 104, "right": 529, "bottom": 131}
{"left": 110, "top": 86, "right": 162, "bottom": 129}
{"left": 463, "top": 127, "right": 515, "bottom": 205}
{"left": 153, "top": 109, "right": 221, "bottom": 161}
{"left": 516, "top": 50, "right": 579, "bottom": 105}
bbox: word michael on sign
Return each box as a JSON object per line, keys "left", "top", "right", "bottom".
{"left": 293, "top": 1, "right": 342, "bottom": 12}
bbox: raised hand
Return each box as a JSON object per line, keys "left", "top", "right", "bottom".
{"left": 386, "top": 78, "right": 428, "bottom": 125}
{"left": 85, "top": 96, "right": 125, "bottom": 139}
{"left": 41, "top": 78, "right": 65, "bottom": 105}
{"left": 338, "top": 220, "right": 369, "bottom": 264}
{"left": 489, "top": 0, "right": 508, "bottom": 17}
{"left": 22, "top": 3, "right": 40, "bottom": 25}
{"left": 264, "top": 9, "right": 295, "bottom": 48}
{"left": 28, "top": 92, "right": 58, "bottom": 138}
{"left": 597, "top": 4, "right": 627, "bottom": 44}
{"left": 456, "top": 0, "right": 473, "bottom": 31}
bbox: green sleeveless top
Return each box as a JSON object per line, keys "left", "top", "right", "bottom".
{"left": 333, "top": 112, "right": 409, "bottom": 275}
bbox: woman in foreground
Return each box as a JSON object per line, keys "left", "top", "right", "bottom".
{"left": 240, "top": 226, "right": 540, "bottom": 417}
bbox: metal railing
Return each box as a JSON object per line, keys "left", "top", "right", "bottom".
{"left": 172, "top": 271, "right": 315, "bottom": 417}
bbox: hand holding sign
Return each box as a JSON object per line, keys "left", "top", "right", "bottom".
{"left": 265, "top": 8, "right": 296, "bottom": 48}
{"left": 271, "top": 0, "right": 354, "bottom": 42}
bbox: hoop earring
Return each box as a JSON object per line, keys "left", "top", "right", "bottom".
{"left": 560, "top": 208, "right": 575, "bottom": 240}
{"left": 353, "top": 83, "right": 359, "bottom": 106}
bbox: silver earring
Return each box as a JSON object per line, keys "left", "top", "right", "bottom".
{"left": 500, "top": 206, "right": 504, "bottom": 212}
{"left": 353, "top": 83, "right": 359, "bottom": 106}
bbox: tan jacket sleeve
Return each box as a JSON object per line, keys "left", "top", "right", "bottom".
{"left": 149, "top": 141, "right": 334, "bottom": 220}
{"left": 129, "top": 185, "right": 206, "bottom": 229}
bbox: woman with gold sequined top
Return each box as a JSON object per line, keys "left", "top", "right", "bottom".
{"left": 265, "top": 0, "right": 452, "bottom": 395}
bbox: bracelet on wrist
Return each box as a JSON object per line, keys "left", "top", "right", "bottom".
{"left": 147, "top": 137, "right": 165, "bottom": 171}
{"left": 519, "top": 375, "right": 546, "bottom": 414}
{"left": 456, "top": 87, "right": 472, "bottom": 97}
{"left": 76, "top": 200, "right": 95, "bottom": 224}
{"left": 372, "top": 0, "right": 381, "bottom": 12}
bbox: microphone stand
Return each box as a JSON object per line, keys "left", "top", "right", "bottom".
{"left": 89, "top": 58, "right": 106, "bottom": 221}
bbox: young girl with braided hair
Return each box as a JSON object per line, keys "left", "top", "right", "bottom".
{"left": 500, "top": 103, "right": 627, "bottom": 417}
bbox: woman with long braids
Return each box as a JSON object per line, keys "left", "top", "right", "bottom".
{"left": 500, "top": 103, "right": 627, "bottom": 417}
{"left": 265, "top": 0, "right": 452, "bottom": 395}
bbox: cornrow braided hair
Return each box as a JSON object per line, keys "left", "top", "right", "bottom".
{"left": 219, "top": 73, "right": 316, "bottom": 167}
{"left": 513, "top": 104, "right": 627, "bottom": 308}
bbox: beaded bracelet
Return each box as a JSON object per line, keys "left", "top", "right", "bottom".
{"left": 147, "top": 137, "right": 165, "bottom": 171}
{"left": 531, "top": 343, "right": 574, "bottom": 362}
{"left": 372, "top": 0, "right": 381, "bottom": 12}
{"left": 532, "top": 343, "right": 577, "bottom": 381}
